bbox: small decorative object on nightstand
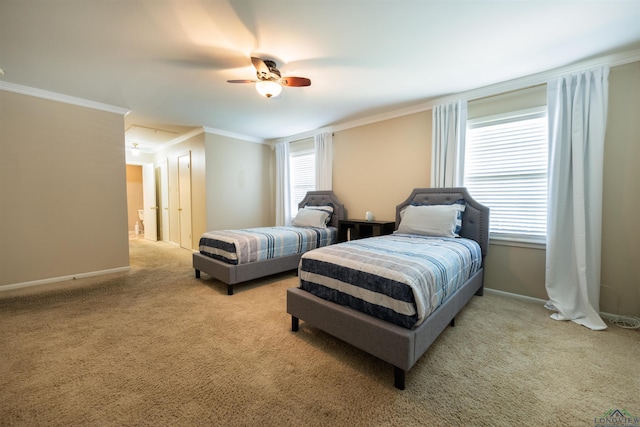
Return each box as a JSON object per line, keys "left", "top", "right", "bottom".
{"left": 338, "top": 219, "right": 395, "bottom": 242}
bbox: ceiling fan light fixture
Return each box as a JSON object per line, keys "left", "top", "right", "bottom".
{"left": 255, "top": 80, "right": 282, "bottom": 98}
{"left": 131, "top": 143, "right": 140, "bottom": 156}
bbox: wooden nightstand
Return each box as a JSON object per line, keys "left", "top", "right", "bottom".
{"left": 338, "top": 219, "right": 395, "bottom": 242}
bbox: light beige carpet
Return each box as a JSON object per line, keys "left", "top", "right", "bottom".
{"left": 1, "top": 238, "right": 638, "bottom": 427}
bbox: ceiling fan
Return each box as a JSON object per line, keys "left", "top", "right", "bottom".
{"left": 227, "top": 57, "right": 311, "bottom": 98}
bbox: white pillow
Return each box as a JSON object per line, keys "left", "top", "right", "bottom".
{"left": 291, "top": 208, "right": 329, "bottom": 228}
{"left": 396, "top": 204, "right": 461, "bottom": 237}
{"left": 303, "top": 205, "right": 334, "bottom": 224}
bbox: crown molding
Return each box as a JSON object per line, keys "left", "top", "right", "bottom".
{"left": 436, "top": 49, "right": 640, "bottom": 106}
{"left": 275, "top": 49, "right": 640, "bottom": 142}
{"left": 202, "top": 126, "right": 266, "bottom": 145}
{"left": 148, "top": 127, "right": 206, "bottom": 154}
{"left": 0, "top": 81, "right": 130, "bottom": 115}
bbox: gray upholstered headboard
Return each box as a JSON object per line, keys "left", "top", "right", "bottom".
{"left": 298, "top": 191, "right": 346, "bottom": 228}
{"left": 395, "top": 187, "right": 490, "bottom": 258}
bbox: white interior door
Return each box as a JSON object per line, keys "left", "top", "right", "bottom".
{"left": 178, "top": 153, "right": 192, "bottom": 249}
{"left": 158, "top": 159, "right": 170, "bottom": 242}
{"left": 143, "top": 162, "right": 158, "bottom": 241}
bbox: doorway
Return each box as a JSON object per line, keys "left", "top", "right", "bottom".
{"left": 125, "top": 162, "right": 169, "bottom": 242}
{"left": 125, "top": 164, "right": 144, "bottom": 238}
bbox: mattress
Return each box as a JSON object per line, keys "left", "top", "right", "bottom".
{"left": 298, "top": 233, "right": 482, "bottom": 329}
{"left": 199, "top": 226, "right": 338, "bottom": 265}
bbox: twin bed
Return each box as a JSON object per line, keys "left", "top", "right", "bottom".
{"left": 193, "top": 191, "right": 345, "bottom": 295}
{"left": 287, "top": 187, "right": 489, "bottom": 389}
{"left": 194, "top": 187, "right": 489, "bottom": 390}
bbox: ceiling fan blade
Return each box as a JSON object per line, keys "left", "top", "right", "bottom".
{"left": 280, "top": 77, "right": 311, "bottom": 87}
{"left": 251, "top": 57, "right": 270, "bottom": 74}
{"left": 227, "top": 79, "right": 256, "bottom": 84}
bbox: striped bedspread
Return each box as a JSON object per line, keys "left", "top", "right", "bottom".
{"left": 299, "top": 234, "right": 482, "bottom": 329}
{"left": 199, "top": 226, "right": 338, "bottom": 265}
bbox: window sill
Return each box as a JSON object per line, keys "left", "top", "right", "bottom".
{"left": 489, "top": 236, "right": 546, "bottom": 250}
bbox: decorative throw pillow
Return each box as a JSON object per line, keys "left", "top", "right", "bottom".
{"left": 291, "top": 208, "right": 330, "bottom": 228}
{"left": 396, "top": 204, "right": 463, "bottom": 237}
{"left": 449, "top": 200, "right": 466, "bottom": 236}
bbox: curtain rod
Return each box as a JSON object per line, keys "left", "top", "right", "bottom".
{"left": 286, "top": 132, "right": 334, "bottom": 144}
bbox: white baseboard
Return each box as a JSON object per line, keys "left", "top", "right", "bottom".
{"left": 483, "top": 287, "right": 634, "bottom": 323}
{"left": 484, "top": 287, "right": 547, "bottom": 304}
{"left": 0, "top": 266, "right": 131, "bottom": 292}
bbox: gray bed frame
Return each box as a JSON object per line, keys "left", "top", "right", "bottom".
{"left": 287, "top": 187, "right": 489, "bottom": 390}
{"left": 193, "top": 191, "right": 346, "bottom": 295}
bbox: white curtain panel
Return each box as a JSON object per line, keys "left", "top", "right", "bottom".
{"left": 275, "top": 141, "right": 291, "bottom": 226}
{"left": 545, "top": 66, "right": 609, "bottom": 330}
{"left": 314, "top": 132, "right": 333, "bottom": 190}
{"left": 431, "top": 100, "right": 467, "bottom": 187}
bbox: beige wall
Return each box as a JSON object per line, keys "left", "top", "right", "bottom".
{"left": 0, "top": 90, "right": 129, "bottom": 286}
{"left": 467, "top": 84, "right": 547, "bottom": 119}
{"left": 601, "top": 61, "right": 640, "bottom": 316}
{"left": 333, "top": 111, "right": 432, "bottom": 222}
{"left": 153, "top": 132, "right": 207, "bottom": 250}
{"left": 204, "top": 133, "right": 273, "bottom": 230}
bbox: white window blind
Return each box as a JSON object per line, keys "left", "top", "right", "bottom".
{"left": 464, "top": 107, "right": 548, "bottom": 242}
{"left": 289, "top": 148, "right": 315, "bottom": 216}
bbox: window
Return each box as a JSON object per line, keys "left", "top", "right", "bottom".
{"left": 464, "top": 107, "right": 548, "bottom": 243}
{"left": 289, "top": 143, "right": 315, "bottom": 216}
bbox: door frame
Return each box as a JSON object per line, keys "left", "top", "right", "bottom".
{"left": 177, "top": 151, "right": 192, "bottom": 249}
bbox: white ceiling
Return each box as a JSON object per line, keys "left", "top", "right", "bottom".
{"left": 1, "top": 0, "right": 639, "bottom": 149}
